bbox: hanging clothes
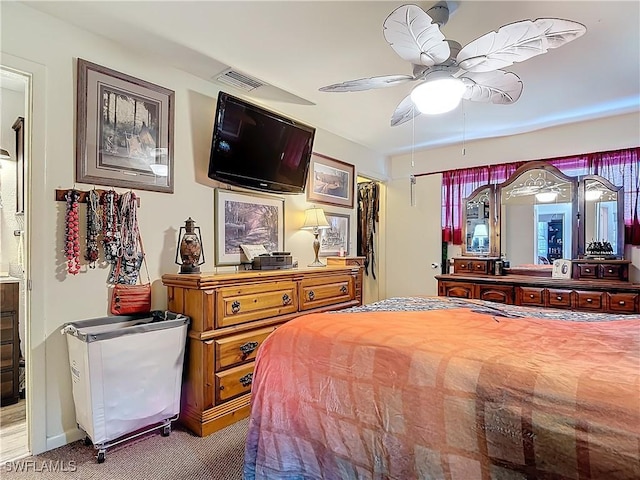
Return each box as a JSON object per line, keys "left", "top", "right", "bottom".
{"left": 357, "top": 182, "right": 379, "bottom": 278}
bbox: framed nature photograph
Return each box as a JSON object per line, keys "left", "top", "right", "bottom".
{"left": 76, "top": 59, "right": 175, "bottom": 193}
{"left": 307, "top": 153, "right": 355, "bottom": 208}
{"left": 319, "top": 212, "right": 350, "bottom": 257}
{"left": 214, "top": 189, "right": 285, "bottom": 266}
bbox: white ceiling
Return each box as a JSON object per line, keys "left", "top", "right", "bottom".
{"left": 22, "top": 1, "right": 640, "bottom": 158}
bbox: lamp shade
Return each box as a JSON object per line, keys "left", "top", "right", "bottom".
{"left": 302, "top": 208, "right": 330, "bottom": 230}
{"left": 0, "top": 148, "right": 10, "bottom": 159}
{"left": 473, "top": 224, "right": 489, "bottom": 237}
{"left": 410, "top": 71, "right": 466, "bottom": 115}
{"left": 585, "top": 189, "right": 603, "bottom": 201}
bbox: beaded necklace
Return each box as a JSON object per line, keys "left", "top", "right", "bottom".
{"left": 64, "top": 189, "right": 81, "bottom": 275}
{"left": 119, "top": 191, "right": 139, "bottom": 261}
{"left": 102, "top": 190, "right": 120, "bottom": 264}
{"left": 85, "top": 189, "right": 101, "bottom": 268}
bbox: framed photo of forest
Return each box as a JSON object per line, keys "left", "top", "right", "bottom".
{"left": 214, "top": 189, "right": 285, "bottom": 266}
{"left": 75, "top": 59, "right": 175, "bottom": 193}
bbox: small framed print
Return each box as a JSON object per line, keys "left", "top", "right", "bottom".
{"left": 214, "top": 189, "right": 285, "bottom": 266}
{"left": 319, "top": 212, "right": 350, "bottom": 257}
{"left": 307, "top": 153, "right": 355, "bottom": 208}
{"left": 76, "top": 59, "right": 175, "bottom": 193}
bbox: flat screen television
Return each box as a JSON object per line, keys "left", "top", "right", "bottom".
{"left": 208, "top": 92, "right": 316, "bottom": 194}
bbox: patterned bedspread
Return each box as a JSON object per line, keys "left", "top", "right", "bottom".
{"left": 243, "top": 297, "right": 640, "bottom": 479}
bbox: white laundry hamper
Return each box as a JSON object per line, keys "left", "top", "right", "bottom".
{"left": 61, "top": 311, "right": 189, "bottom": 463}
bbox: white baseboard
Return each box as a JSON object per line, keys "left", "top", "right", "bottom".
{"left": 46, "top": 428, "right": 84, "bottom": 452}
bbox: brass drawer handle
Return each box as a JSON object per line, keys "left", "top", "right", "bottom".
{"left": 476, "top": 264, "right": 483, "bottom": 269}
{"left": 239, "top": 341, "right": 259, "bottom": 357}
{"left": 308, "top": 290, "right": 315, "bottom": 300}
{"left": 585, "top": 268, "right": 591, "bottom": 273}
{"left": 239, "top": 373, "right": 253, "bottom": 387}
{"left": 282, "top": 293, "right": 292, "bottom": 305}
{"left": 460, "top": 264, "right": 467, "bottom": 269}
{"left": 340, "top": 285, "right": 348, "bottom": 294}
{"left": 529, "top": 294, "right": 535, "bottom": 299}
{"left": 619, "top": 300, "right": 626, "bottom": 306}
{"left": 586, "top": 298, "right": 593, "bottom": 303}
{"left": 231, "top": 300, "right": 241, "bottom": 314}
{"left": 608, "top": 269, "right": 614, "bottom": 274}
{"left": 556, "top": 296, "right": 563, "bottom": 301}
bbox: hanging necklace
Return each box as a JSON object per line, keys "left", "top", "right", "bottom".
{"left": 102, "top": 190, "right": 120, "bottom": 264}
{"left": 119, "top": 191, "right": 139, "bottom": 261}
{"left": 85, "top": 189, "right": 101, "bottom": 268}
{"left": 64, "top": 189, "right": 81, "bottom": 275}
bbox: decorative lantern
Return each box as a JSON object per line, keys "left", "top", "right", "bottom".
{"left": 175, "top": 217, "right": 205, "bottom": 274}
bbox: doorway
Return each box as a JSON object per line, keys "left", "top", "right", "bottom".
{"left": 0, "top": 66, "right": 30, "bottom": 462}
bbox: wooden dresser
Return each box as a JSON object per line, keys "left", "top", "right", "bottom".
{"left": 1, "top": 281, "right": 20, "bottom": 406}
{"left": 162, "top": 265, "right": 362, "bottom": 436}
{"left": 436, "top": 272, "right": 640, "bottom": 313}
{"left": 326, "top": 256, "right": 365, "bottom": 303}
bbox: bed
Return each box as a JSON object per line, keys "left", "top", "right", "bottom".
{"left": 243, "top": 297, "right": 640, "bottom": 480}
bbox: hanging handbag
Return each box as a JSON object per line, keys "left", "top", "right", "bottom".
{"left": 109, "top": 232, "right": 151, "bottom": 315}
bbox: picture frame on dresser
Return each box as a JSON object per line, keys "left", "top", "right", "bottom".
{"left": 319, "top": 212, "right": 350, "bottom": 257}
{"left": 75, "top": 58, "right": 175, "bottom": 193}
{"left": 307, "top": 153, "right": 355, "bottom": 208}
{"left": 214, "top": 188, "right": 285, "bottom": 266}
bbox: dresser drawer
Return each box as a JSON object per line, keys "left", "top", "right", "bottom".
{"left": 0, "top": 283, "right": 18, "bottom": 313}
{"left": 478, "top": 284, "right": 513, "bottom": 304}
{"left": 599, "top": 264, "right": 623, "bottom": 279}
{"left": 575, "top": 290, "right": 605, "bottom": 310}
{"left": 518, "top": 287, "right": 546, "bottom": 307}
{"left": 0, "top": 343, "right": 14, "bottom": 370}
{"left": 1, "top": 369, "right": 16, "bottom": 402}
{"left": 215, "top": 326, "right": 276, "bottom": 371}
{"left": 215, "top": 363, "right": 255, "bottom": 403}
{"left": 439, "top": 281, "right": 474, "bottom": 299}
{"left": 454, "top": 260, "right": 489, "bottom": 275}
{"left": 607, "top": 293, "right": 638, "bottom": 313}
{"left": 216, "top": 281, "right": 297, "bottom": 328}
{"left": 299, "top": 275, "right": 353, "bottom": 311}
{"left": 0, "top": 313, "right": 16, "bottom": 342}
{"left": 575, "top": 264, "right": 597, "bottom": 278}
{"left": 548, "top": 289, "right": 572, "bottom": 309}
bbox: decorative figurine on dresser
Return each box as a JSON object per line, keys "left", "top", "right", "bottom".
{"left": 436, "top": 161, "right": 639, "bottom": 313}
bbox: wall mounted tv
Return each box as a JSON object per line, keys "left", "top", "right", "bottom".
{"left": 208, "top": 92, "right": 316, "bottom": 194}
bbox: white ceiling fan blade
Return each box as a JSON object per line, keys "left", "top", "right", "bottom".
{"left": 319, "top": 74, "right": 415, "bottom": 92}
{"left": 533, "top": 18, "right": 586, "bottom": 49}
{"left": 383, "top": 4, "right": 450, "bottom": 67}
{"left": 461, "top": 70, "right": 523, "bottom": 104}
{"left": 457, "top": 20, "right": 550, "bottom": 73}
{"left": 390, "top": 94, "right": 421, "bottom": 127}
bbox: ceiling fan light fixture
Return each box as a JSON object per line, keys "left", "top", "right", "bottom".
{"left": 410, "top": 74, "right": 466, "bottom": 115}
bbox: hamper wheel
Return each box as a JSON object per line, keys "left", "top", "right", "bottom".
{"left": 97, "top": 450, "right": 106, "bottom": 463}
{"left": 83, "top": 436, "right": 92, "bottom": 446}
{"left": 162, "top": 424, "right": 171, "bottom": 437}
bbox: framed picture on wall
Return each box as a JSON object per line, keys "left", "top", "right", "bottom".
{"left": 12, "top": 117, "right": 24, "bottom": 214}
{"left": 306, "top": 153, "right": 355, "bottom": 208}
{"left": 75, "top": 59, "right": 175, "bottom": 193}
{"left": 319, "top": 212, "right": 350, "bottom": 257}
{"left": 214, "top": 189, "right": 285, "bottom": 266}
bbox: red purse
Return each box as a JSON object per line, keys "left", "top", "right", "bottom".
{"left": 109, "top": 233, "right": 151, "bottom": 316}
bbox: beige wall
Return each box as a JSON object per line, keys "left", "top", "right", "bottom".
{"left": 386, "top": 113, "right": 640, "bottom": 295}
{"left": 1, "top": 2, "right": 387, "bottom": 454}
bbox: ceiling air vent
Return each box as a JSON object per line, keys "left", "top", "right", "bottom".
{"left": 214, "top": 69, "right": 266, "bottom": 92}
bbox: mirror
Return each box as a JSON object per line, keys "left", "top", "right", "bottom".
{"left": 498, "top": 162, "right": 578, "bottom": 267}
{"left": 581, "top": 175, "right": 624, "bottom": 258}
{"left": 462, "top": 185, "right": 497, "bottom": 256}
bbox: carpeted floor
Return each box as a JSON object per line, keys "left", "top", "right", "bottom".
{"left": 0, "top": 418, "right": 248, "bottom": 479}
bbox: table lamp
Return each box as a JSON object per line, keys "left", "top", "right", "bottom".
{"left": 301, "top": 208, "right": 330, "bottom": 267}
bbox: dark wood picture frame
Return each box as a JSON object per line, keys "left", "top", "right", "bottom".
{"left": 76, "top": 59, "right": 175, "bottom": 193}
{"left": 306, "top": 153, "right": 355, "bottom": 208}
{"left": 12, "top": 117, "right": 24, "bottom": 214}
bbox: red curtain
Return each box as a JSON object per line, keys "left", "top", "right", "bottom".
{"left": 441, "top": 147, "right": 640, "bottom": 245}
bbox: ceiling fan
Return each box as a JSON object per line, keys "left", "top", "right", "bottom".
{"left": 319, "top": 2, "right": 586, "bottom": 126}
